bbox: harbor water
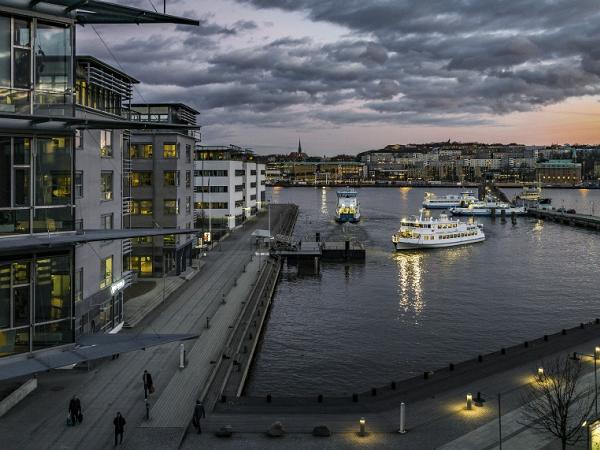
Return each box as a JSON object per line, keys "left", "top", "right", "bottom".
{"left": 246, "top": 187, "right": 600, "bottom": 396}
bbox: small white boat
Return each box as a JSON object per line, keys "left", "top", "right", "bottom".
{"left": 422, "top": 191, "right": 477, "bottom": 209}
{"left": 450, "top": 199, "right": 526, "bottom": 216}
{"left": 392, "top": 211, "right": 485, "bottom": 250}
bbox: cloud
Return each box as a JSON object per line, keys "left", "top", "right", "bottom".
{"left": 78, "top": 0, "right": 600, "bottom": 150}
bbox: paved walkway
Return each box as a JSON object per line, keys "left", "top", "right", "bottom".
{"left": 0, "top": 209, "right": 288, "bottom": 450}
{"left": 181, "top": 334, "right": 600, "bottom": 449}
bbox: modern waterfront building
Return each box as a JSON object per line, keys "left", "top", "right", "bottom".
{"left": 0, "top": 1, "right": 198, "bottom": 360}
{"left": 73, "top": 56, "right": 139, "bottom": 334}
{"left": 536, "top": 160, "right": 582, "bottom": 186}
{"left": 194, "top": 145, "right": 266, "bottom": 236}
{"left": 129, "top": 103, "right": 199, "bottom": 277}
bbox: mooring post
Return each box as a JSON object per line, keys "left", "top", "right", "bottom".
{"left": 399, "top": 402, "right": 406, "bottom": 434}
{"left": 179, "top": 343, "right": 185, "bottom": 369}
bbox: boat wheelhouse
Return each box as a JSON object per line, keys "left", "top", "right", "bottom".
{"left": 335, "top": 189, "right": 360, "bottom": 223}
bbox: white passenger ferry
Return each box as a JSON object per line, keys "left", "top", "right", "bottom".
{"left": 392, "top": 211, "right": 485, "bottom": 250}
{"left": 422, "top": 191, "right": 478, "bottom": 209}
{"left": 449, "top": 199, "right": 526, "bottom": 216}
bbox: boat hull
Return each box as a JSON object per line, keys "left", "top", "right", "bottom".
{"left": 450, "top": 208, "right": 526, "bottom": 216}
{"left": 335, "top": 213, "right": 360, "bottom": 223}
{"left": 393, "top": 236, "right": 485, "bottom": 251}
{"left": 422, "top": 202, "right": 461, "bottom": 209}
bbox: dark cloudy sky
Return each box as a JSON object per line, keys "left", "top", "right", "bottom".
{"left": 77, "top": 0, "right": 600, "bottom": 155}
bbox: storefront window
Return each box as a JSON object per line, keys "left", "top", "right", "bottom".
{"left": 0, "top": 138, "right": 10, "bottom": 207}
{"left": 33, "top": 207, "right": 73, "bottom": 233}
{"left": 130, "top": 256, "right": 153, "bottom": 276}
{"left": 0, "top": 17, "right": 9, "bottom": 87}
{"left": 0, "top": 265, "right": 9, "bottom": 329}
{"left": 36, "top": 137, "right": 72, "bottom": 206}
{"left": 32, "top": 319, "right": 71, "bottom": 351}
{"left": 0, "top": 328, "right": 29, "bottom": 357}
{"left": 35, "top": 256, "right": 71, "bottom": 322}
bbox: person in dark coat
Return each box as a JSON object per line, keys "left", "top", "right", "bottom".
{"left": 68, "top": 396, "right": 81, "bottom": 426}
{"left": 192, "top": 400, "right": 206, "bottom": 434}
{"left": 113, "top": 412, "right": 126, "bottom": 446}
{"left": 74, "top": 396, "right": 82, "bottom": 423}
{"left": 142, "top": 370, "right": 154, "bottom": 398}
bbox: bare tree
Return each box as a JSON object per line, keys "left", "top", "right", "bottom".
{"left": 520, "top": 356, "right": 595, "bottom": 450}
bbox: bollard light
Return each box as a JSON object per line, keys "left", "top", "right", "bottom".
{"left": 595, "top": 347, "right": 600, "bottom": 360}
{"left": 359, "top": 417, "right": 366, "bottom": 436}
{"left": 466, "top": 393, "right": 473, "bottom": 410}
{"left": 537, "top": 367, "right": 544, "bottom": 379}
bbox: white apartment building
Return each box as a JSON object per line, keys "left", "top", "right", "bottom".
{"left": 193, "top": 146, "right": 266, "bottom": 237}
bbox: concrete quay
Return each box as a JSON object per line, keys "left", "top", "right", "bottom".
{"left": 186, "top": 322, "right": 600, "bottom": 449}
{"left": 0, "top": 205, "right": 298, "bottom": 450}
{"left": 528, "top": 207, "right": 600, "bottom": 231}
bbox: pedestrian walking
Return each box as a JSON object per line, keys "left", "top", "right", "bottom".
{"left": 192, "top": 400, "right": 206, "bottom": 434}
{"left": 142, "top": 370, "right": 154, "bottom": 398}
{"left": 68, "top": 396, "right": 82, "bottom": 426}
{"left": 113, "top": 412, "right": 126, "bottom": 446}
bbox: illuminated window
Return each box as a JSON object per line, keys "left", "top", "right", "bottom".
{"left": 100, "top": 130, "right": 112, "bottom": 157}
{"left": 163, "top": 171, "right": 179, "bottom": 186}
{"left": 131, "top": 171, "right": 152, "bottom": 187}
{"left": 164, "top": 234, "right": 175, "bottom": 246}
{"left": 100, "top": 256, "right": 113, "bottom": 289}
{"left": 131, "top": 200, "right": 153, "bottom": 215}
{"left": 130, "top": 144, "right": 153, "bottom": 159}
{"left": 130, "top": 256, "right": 153, "bottom": 277}
{"left": 164, "top": 199, "right": 178, "bottom": 215}
{"left": 163, "top": 143, "right": 177, "bottom": 158}
{"left": 100, "top": 171, "right": 113, "bottom": 200}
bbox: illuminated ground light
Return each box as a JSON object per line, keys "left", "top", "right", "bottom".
{"left": 444, "top": 398, "right": 494, "bottom": 420}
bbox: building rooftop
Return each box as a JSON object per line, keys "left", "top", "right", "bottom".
{"left": 2, "top": 0, "right": 199, "bottom": 25}
{"left": 77, "top": 56, "right": 140, "bottom": 84}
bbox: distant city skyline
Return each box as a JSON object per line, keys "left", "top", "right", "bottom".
{"left": 78, "top": 0, "right": 600, "bottom": 155}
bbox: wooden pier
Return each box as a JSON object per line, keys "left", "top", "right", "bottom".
{"left": 527, "top": 207, "right": 600, "bottom": 231}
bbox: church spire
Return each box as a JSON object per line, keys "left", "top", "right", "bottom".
{"left": 297, "top": 138, "right": 302, "bottom": 154}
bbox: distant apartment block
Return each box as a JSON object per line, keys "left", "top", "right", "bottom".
{"left": 129, "top": 103, "right": 199, "bottom": 277}
{"left": 194, "top": 145, "right": 266, "bottom": 236}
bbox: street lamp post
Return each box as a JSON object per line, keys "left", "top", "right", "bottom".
{"left": 572, "top": 350, "right": 598, "bottom": 417}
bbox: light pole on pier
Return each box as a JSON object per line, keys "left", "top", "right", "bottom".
{"left": 571, "top": 349, "right": 599, "bottom": 417}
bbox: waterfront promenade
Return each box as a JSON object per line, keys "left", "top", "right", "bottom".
{"left": 181, "top": 322, "right": 600, "bottom": 450}
{"left": 0, "top": 208, "right": 290, "bottom": 450}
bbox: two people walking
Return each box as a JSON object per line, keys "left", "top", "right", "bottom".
{"left": 68, "top": 396, "right": 82, "bottom": 426}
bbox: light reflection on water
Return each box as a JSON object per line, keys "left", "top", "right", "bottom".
{"left": 246, "top": 187, "right": 600, "bottom": 396}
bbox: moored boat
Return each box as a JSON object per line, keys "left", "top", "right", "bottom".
{"left": 422, "top": 191, "right": 477, "bottom": 209}
{"left": 450, "top": 199, "right": 526, "bottom": 216}
{"left": 392, "top": 211, "right": 485, "bottom": 250}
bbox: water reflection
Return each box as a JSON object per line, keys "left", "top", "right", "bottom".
{"left": 321, "top": 187, "right": 328, "bottom": 216}
{"left": 394, "top": 252, "right": 424, "bottom": 316}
